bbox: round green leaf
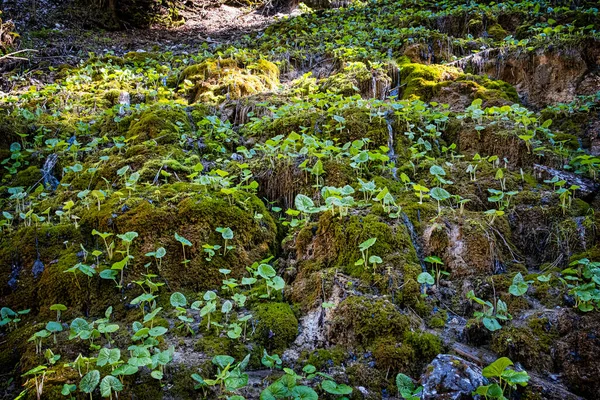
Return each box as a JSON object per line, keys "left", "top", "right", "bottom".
{"left": 80, "top": 370, "right": 100, "bottom": 394}
{"left": 170, "top": 292, "right": 187, "bottom": 308}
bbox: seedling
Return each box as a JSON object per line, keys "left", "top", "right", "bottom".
{"left": 92, "top": 230, "right": 115, "bottom": 260}
{"left": 424, "top": 256, "right": 448, "bottom": 286}
{"left": 355, "top": 237, "right": 376, "bottom": 271}
{"left": 216, "top": 227, "right": 234, "bottom": 255}
{"left": 467, "top": 290, "right": 511, "bottom": 331}
{"left": 396, "top": 373, "right": 422, "bottom": 400}
{"left": 473, "top": 357, "right": 529, "bottom": 398}
{"left": 175, "top": 232, "right": 192, "bottom": 264}
{"left": 50, "top": 304, "right": 67, "bottom": 321}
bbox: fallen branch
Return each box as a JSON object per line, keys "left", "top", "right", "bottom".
{"left": 0, "top": 49, "right": 38, "bottom": 62}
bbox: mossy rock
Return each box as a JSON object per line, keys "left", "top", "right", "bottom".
{"left": 295, "top": 211, "right": 419, "bottom": 281}
{"left": 252, "top": 302, "right": 299, "bottom": 352}
{"left": 126, "top": 104, "right": 192, "bottom": 142}
{"left": 487, "top": 23, "right": 508, "bottom": 40}
{"left": 397, "top": 56, "right": 462, "bottom": 101}
{"left": 301, "top": 347, "right": 347, "bottom": 370}
{"left": 491, "top": 322, "right": 555, "bottom": 372}
{"left": 181, "top": 58, "right": 280, "bottom": 104}
{"left": 330, "top": 295, "right": 410, "bottom": 346}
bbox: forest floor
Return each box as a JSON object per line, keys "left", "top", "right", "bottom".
{"left": 1, "top": 0, "right": 600, "bottom": 399}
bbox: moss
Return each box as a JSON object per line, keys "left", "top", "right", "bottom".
{"left": 194, "top": 335, "right": 248, "bottom": 361}
{"left": 301, "top": 347, "right": 347, "bottom": 370}
{"left": 299, "top": 211, "right": 418, "bottom": 282}
{"left": 397, "top": 56, "right": 461, "bottom": 101}
{"left": 126, "top": 104, "right": 191, "bottom": 142}
{"left": 330, "top": 295, "right": 409, "bottom": 346}
{"left": 398, "top": 263, "right": 422, "bottom": 309}
{"left": 11, "top": 165, "right": 41, "bottom": 188}
{"left": 252, "top": 302, "right": 298, "bottom": 352}
{"left": 428, "top": 309, "right": 448, "bottom": 328}
{"left": 320, "top": 62, "right": 390, "bottom": 99}
{"left": 346, "top": 363, "right": 393, "bottom": 398}
{"left": 180, "top": 58, "right": 280, "bottom": 104}
{"left": 372, "top": 335, "right": 415, "bottom": 373}
{"left": 491, "top": 321, "right": 555, "bottom": 371}
{"left": 488, "top": 23, "right": 508, "bottom": 40}
{"left": 78, "top": 189, "right": 277, "bottom": 293}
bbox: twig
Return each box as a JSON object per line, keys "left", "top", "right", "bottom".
{"left": 0, "top": 49, "right": 38, "bottom": 61}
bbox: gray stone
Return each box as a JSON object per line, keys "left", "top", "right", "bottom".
{"left": 420, "top": 354, "right": 487, "bottom": 400}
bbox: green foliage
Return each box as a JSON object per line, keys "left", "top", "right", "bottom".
{"left": 474, "top": 357, "right": 530, "bottom": 398}
{"left": 467, "top": 290, "right": 511, "bottom": 331}
{"left": 396, "top": 373, "right": 422, "bottom": 400}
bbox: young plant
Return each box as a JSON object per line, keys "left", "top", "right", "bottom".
{"left": 467, "top": 290, "right": 511, "bottom": 331}
{"left": 396, "top": 373, "right": 423, "bottom": 400}
{"left": 22, "top": 365, "right": 53, "bottom": 400}
{"left": 430, "top": 187, "right": 450, "bottom": 216}
{"left": 412, "top": 183, "right": 429, "bottom": 204}
{"left": 473, "top": 357, "right": 529, "bottom": 399}
{"left": 50, "top": 304, "right": 67, "bottom": 322}
{"left": 256, "top": 263, "right": 285, "bottom": 298}
{"left": 216, "top": 227, "right": 234, "bottom": 255}
{"left": 175, "top": 232, "right": 192, "bottom": 264}
{"left": 424, "top": 256, "right": 448, "bottom": 286}
{"left": 92, "top": 230, "right": 115, "bottom": 260}
{"left": 508, "top": 273, "right": 533, "bottom": 297}
{"left": 355, "top": 237, "right": 376, "bottom": 271}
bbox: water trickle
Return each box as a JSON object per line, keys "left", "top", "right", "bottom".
{"left": 42, "top": 153, "right": 59, "bottom": 191}
{"left": 401, "top": 212, "right": 426, "bottom": 271}
{"left": 573, "top": 216, "right": 587, "bottom": 250}
{"left": 184, "top": 106, "right": 196, "bottom": 134}
{"left": 118, "top": 91, "right": 130, "bottom": 115}
{"left": 8, "top": 263, "right": 21, "bottom": 291}
{"left": 385, "top": 111, "right": 398, "bottom": 180}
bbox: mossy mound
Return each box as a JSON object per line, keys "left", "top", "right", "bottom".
{"left": 330, "top": 296, "right": 410, "bottom": 346}
{"left": 252, "top": 302, "right": 299, "bottom": 352}
{"left": 397, "top": 56, "right": 462, "bottom": 101}
{"left": 126, "top": 104, "right": 192, "bottom": 142}
{"left": 320, "top": 61, "right": 391, "bottom": 99}
{"left": 295, "top": 211, "right": 420, "bottom": 280}
{"left": 181, "top": 58, "right": 280, "bottom": 104}
{"left": 397, "top": 56, "right": 518, "bottom": 106}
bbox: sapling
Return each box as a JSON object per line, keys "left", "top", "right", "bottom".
{"left": 221, "top": 300, "right": 233, "bottom": 322}
{"left": 28, "top": 329, "right": 50, "bottom": 354}
{"left": 473, "top": 357, "right": 529, "bottom": 398}
{"left": 412, "top": 183, "right": 429, "bottom": 204}
{"left": 45, "top": 321, "right": 63, "bottom": 344}
{"left": 145, "top": 247, "right": 166, "bottom": 271}
{"left": 64, "top": 263, "right": 96, "bottom": 290}
{"left": 175, "top": 232, "right": 192, "bottom": 264}
{"left": 430, "top": 187, "right": 450, "bottom": 216}
{"left": 417, "top": 272, "right": 434, "bottom": 296}
{"left": 202, "top": 243, "right": 221, "bottom": 261}
{"left": 216, "top": 227, "right": 234, "bottom": 255}
{"left": 355, "top": 238, "right": 376, "bottom": 271}
{"left": 49, "top": 304, "right": 67, "bottom": 321}
{"left": 80, "top": 369, "right": 100, "bottom": 400}
{"left": 396, "top": 373, "right": 422, "bottom": 400}
{"left": 92, "top": 230, "right": 115, "bottom": 260}
{"left": 22, "top": 365, "right": 52, "bottom": 400}
{"left": 484, "top": 209, "right": 504, "bottom": 225}
{"left": 117, "top": 231, "right": 138, "bottom": 259}
{"left": 201, "top": 291, "right": 217, "bottom": 330}
{"left": 424, "top": 256, "right": 448, "bottom": 286}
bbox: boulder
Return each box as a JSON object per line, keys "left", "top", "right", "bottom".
{"left": 420, "top": 354, "right": 487, "bottom": 399}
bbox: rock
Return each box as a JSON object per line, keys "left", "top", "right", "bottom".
{"left": 533, "top": 164, "right": 599, "bottom": 199}
{"left": 420, "top": 354, "right": 487, "bottom": 399}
